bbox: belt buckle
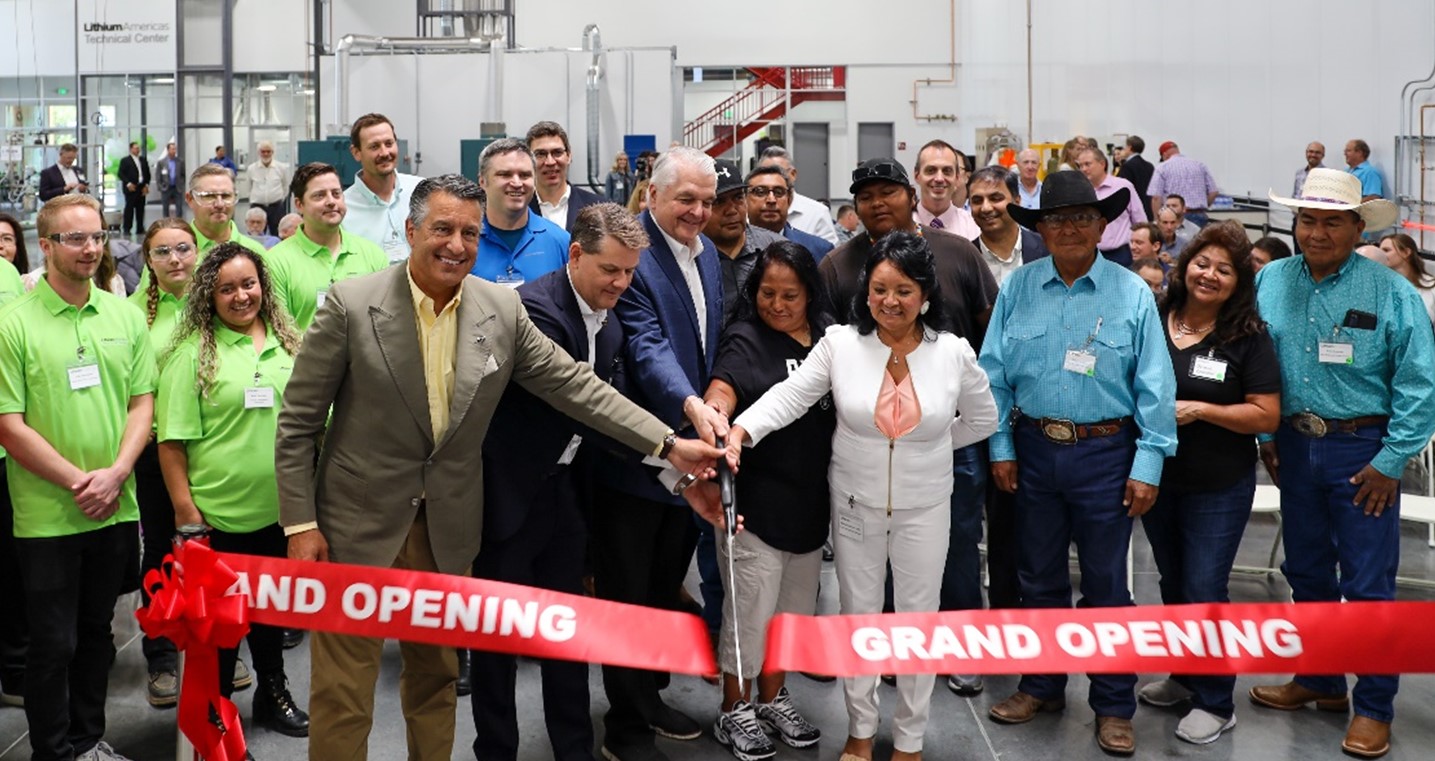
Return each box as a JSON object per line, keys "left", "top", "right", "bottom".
{"left": 1041, "top": 418, "right": 1079, "bottom": 445}
{"left": 1291, "top": 412, "right": 1328, "bottom": 438}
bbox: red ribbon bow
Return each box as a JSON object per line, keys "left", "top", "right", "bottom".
{"left": 137, "top": 540, "right": 251, "bottom": 761}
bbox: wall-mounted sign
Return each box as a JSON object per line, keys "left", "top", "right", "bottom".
{"left": 76, "top": 0, "right": 177, "bottom": 74}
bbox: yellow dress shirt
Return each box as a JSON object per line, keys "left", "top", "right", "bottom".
{"left": 407, "top": 266, "right": 461, "bottom": 444}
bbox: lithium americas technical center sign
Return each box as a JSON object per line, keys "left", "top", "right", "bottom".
{"left": 76, "top": 0, "right": 176, "bottom": 74}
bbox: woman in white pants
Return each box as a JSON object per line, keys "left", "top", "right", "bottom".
{"left": 729, "top": 231, "right": 998, "bottom": 761}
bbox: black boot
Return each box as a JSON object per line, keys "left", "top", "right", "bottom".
{"left": 252, "top": 671, "right": 309, "bottom": 738}
{"left": 456, "top": 649, "right": 472, "bottom": 697}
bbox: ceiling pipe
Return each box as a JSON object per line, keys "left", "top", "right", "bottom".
{"left": 333, "top": 34, "right": 496, "bottom": 133}
{"left": 583, "top": 24, "right": 603, "bottom": 189}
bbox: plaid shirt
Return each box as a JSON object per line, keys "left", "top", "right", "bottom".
{"left": 1149, "top": 154, "right": 1219, "bottom": 211}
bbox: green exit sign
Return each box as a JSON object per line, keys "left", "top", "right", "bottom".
{"left": 56, "top": 87, "right": 69, "bottom": 95}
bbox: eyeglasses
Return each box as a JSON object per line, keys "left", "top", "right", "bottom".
{"left": 1040, "top": 212, "right": 1101, "bottom": 229}
{"left": 46, "top": 231, "right": 109, "bottom": 248}
{"left": 0, "top": 234, "right": 16, "bottom": 245}
{"left": 148, "top": 242, "right": 196, "bottom": 261}
{"left": 746, "top": 186, "right": 789, "bottom": 199}
{"left": 851, "top": 162, "right": 908, "bottom": 186}
{"left": 192, "top": 191, "right": 236, "bottom": 206}
{"left": 532, "top": 148, "right": 567, "bottom": 161}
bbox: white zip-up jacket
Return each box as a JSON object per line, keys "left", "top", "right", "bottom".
{"left": 735, "top": 324, "right": 998, "bottom": 510}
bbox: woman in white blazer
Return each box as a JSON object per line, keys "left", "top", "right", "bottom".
{"left": 728, "top": 232, "right": 998, "bottom": 761}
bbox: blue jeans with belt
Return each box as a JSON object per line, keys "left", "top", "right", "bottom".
{"left": 941, "top": 444, "right": 988, "bottom": 612}
{"left": 1012, "top": 423, "right": 1138, "bottom": 718}
{"left": 1140, "top": 470, "right": 1256, "bottom": 718}
{"left": 1275, "top": 422, "right": 1401, "bottom": 723}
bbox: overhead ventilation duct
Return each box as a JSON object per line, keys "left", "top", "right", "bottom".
{"left": 583, "top": 24, "right": 603, "bottom": 188}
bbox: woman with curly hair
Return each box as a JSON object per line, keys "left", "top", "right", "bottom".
{"left": 1137, "top": 220, "right": 1281, "bottom": 744}
{"left": 155, "top": 242, "right": 309, "bottom": 741}
{"left": 128, "top": 218, "right": 201, "bottom": 707}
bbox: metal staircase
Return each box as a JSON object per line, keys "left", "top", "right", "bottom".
{"left": 682, "top": 67, "right": 846, "bottom": 157}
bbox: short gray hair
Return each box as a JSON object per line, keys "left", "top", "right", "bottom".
{"left": 572, "top": 202, "right": 649, "bottom": 254}
{"left": 245, "top": 207, "right": 267, "bottom": 222}
{"left": 649, "top": 146, "right": 715, "bottom": 191}
{"left": 479, "top": 138, "right": 534, "bottom": 178}
{"left": 278, "top": 213, "right": 302, "bottom": 235}
{"left": 410, "top": 174, "right": 483, "bottom": 226}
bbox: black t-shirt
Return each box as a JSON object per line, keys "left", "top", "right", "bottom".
{"left": 818, "top": 226, "right": 998, "bottom": 352}
{"left": 712, "top": 318, "right": 836, "bottom": 553}
{"left": 1161, "top": 311, "right": 1281, "bottom": 492}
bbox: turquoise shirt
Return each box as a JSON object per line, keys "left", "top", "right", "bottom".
{"left": 978, "top": 253, "right": 1177, "bottom": 485}
{"left": 1255, "top": 253, "right": 1435, "bottom": 478}
{"left": 1347, "top": 161, "right": 1384, "bottom": 199}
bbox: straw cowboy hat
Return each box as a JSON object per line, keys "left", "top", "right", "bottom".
{"left": 1268, "top": 167, "right": 1399, "bottom": 229}
{"left": 1007, "top": 170, "right": 1130, "bottom": 230}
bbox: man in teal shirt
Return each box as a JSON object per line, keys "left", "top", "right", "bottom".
{"left": 1250, "top": 168, "right": 1435, "bottom": 759}
{"left": 979, "top": 172, "right": 1176, "bottom": 757}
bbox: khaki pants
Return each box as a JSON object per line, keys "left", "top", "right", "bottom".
{"left": 308, "top": 510, "right": 459, "bottom": 761}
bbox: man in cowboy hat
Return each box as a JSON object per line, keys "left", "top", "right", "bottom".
{"left": 978, "top": 170, "right": 1176, "bottom": 756}
{"left": 1249, "top": 168, "right": 1435, "bottom": 759}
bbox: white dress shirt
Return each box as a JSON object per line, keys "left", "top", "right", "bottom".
{"left": 247, "top": 160, "right": 290, "bottom": 205}
{"left": 556, "top": 268, "right": 608, "bottom": 465}
{"left": 656, "top": 225, "right": 707, "bottom": 352}
{"left": 538, "top": 185, "right": 571, "bottom": 227}
{"left": 787, "top": 192, "right": 840, "bottom": 245}
{"left": 977, "top": 232, "right": 1025, "bottom": 288}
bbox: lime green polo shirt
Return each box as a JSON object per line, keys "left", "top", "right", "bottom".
{"left": 266, "top": 225, "right": 389, "bottom": 331}
{"left": 156, "top": 319, "right": 294, "bottom": 533}
{"left": 127, "top": 287, "right": 188, "bottom": 358}
{"left": 0, "top": 277, "right": 156, "bottom": 538}
{"left": 136, "top": 221, "right": 266, "bottom": 292}
{"left": 0, "top": 258, "right": 22, "bottom": 306}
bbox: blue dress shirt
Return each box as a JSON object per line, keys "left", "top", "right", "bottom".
{"left": 1255, "top": 253, "right": 1435, "bottom": 477}
{"left": 470, "top": 213, "right": 571, "bottom": 284}
{"left": 979, "top": 253, "right": 1177, "bottom": 485}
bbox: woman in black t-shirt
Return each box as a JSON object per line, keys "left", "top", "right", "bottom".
{"left": 699, "top": 240, "right": 836, "bottom": 759}
{"left": 1137, "top": 221, "right": 1281, "bottom": 745}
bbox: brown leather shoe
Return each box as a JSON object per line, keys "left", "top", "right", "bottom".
{"left": 1095, "top": 716, "right": 1135, "bottom": 756}
{"left": 1249, "top": 681, "right": 1349, "bottom": 712}
{"left": 988, "top": 691, "right": 1065, "bottom": 724}
{"left": 1342, "top": 715, "right": 1391, "bottom": 758}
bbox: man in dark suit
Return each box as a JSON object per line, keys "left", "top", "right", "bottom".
{"left": 156, "top": 142, "right": 185, "bottom": 218}
{"left": 526, "top": 121, "right": 605, "bottom": 232}
{"left": 745, "top": 165, "right": 834, "bottom": 263}
{"left": 470, "top": 203, "right": 647, "bottom": 761}
{"left": 118, "top": 141, "right": 151, "bottom": 235}
{"left": 593, "top": 147, "right": 728, "bottom": 761}
{"left": 37, "top": 143, "right": 88, "bottom": 202}
{"left": 1113, "top": 135, "right": 1155, "bottom": 221}
{"left": 275, "top": 174, "right": 721, "bottom": 761}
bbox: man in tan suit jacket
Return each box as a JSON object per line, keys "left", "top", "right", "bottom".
{"left": 275, "top": 174, "right": 721, "bottom": 761}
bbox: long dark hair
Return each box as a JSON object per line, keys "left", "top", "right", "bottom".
{"left": 0, "top": 213, "right": 29, "bottom": 273}
{"left": 852, "top": 230, "right": 950, "bottom": 338}
{"left": 1380, "top": 233, "right": 1435, "bottom": 289}
{"left": 734, "top": 240, "right": 834, "bottom": 336}
{"left": 1161, "top": 220, "right": 1264, "bottom": 345}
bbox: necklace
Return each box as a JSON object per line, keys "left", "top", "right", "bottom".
{"left": 881, "top": 330, "right": 919, "bottom": 365}
{"left": 1173, "top": 312, "right": 1215, "bottom": 339}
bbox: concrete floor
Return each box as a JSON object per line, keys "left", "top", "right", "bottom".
{"left": 3, "top": 512, "right": 1435, "bottom": 760}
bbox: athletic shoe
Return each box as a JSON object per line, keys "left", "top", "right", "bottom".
{"left": 1175, "top": 708, "right": 1236, "bottom": 744}
{"left": 713, "top": 701, "right": 776, "bottom": 761}
{"left": 1138, "top": 678, "right": 1193, "bottom": 707}
{"left": 754, "top": 687, "right": 820, "bottom": 748}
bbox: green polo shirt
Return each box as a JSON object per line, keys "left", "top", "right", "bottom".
{"left": 156, "top": 319, "right": 294, "bottom": 533}
{"left": 136, "top": 221, "right": 266, "bottom": 292}
{"left": 0, "top": 277, "right": 156, "bottom": 538}
{"left": 127, "top": 287, "right": 188, "bottom": 357}
{"left": 266, "top": 225, "right": 389, "bottom": 331}
{"left": 0, "top": 258, "right": 22, "bottom": 306}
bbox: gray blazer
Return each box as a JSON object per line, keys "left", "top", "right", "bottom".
{"left": 275, "top": 265, "right": 669, "bottom": 574}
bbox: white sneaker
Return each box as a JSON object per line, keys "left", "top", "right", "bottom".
{"left": 1175, "top": 708, "right": 1236, "bottom": 744}
{"left": 713, "top": 701, "right": 776, "bottom": 761}
{"left": 76, "top": 741, "right": 133, "bottom": 761}
{"left": 1137, "top": 678, "right": 1194, "bottom": 707}
{"left": 754, "top": 687, "right": 820, "bottom": 748}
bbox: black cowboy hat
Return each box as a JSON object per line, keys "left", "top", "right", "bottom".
{"left": 1007, "top": 170, "right": 1130, "bottom": 229}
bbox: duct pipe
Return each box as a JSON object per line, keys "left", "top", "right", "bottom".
{"left": 488, "top": 33, "right": 505, "bottom": 126}
{"left": 333, "top": 34, "right": 493, "bottom": 133}
{"left": 584, "top": 24, "right": 603, "bottom": 189}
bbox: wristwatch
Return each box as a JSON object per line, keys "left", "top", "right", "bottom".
{"left": 657, "top": 431, "right": 678, "bottom": 459}
{"left": 673, "top": 472, "right": 699, "bottom": 495}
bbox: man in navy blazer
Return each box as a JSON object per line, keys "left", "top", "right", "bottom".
{"left": 745, "top": 165, "right": 834, "bottom": 263}
{"left": 471, "top": 203, "right": 648, "bottom": 761}
{"left": 38, "top": 144, "right": 89, "bottom": 202}
{"left": 526, "top": 121, "right": 607, "bottom": 232}
{"left": 592, "top": 147, "right": 728, "bottom": 761}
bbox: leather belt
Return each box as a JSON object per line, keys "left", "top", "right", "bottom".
{"left": 1285, "top": 413, "right": 1389, "bottom": 438}
{"left": 1022, "top": 415, "right": 1131, "bottom": 445}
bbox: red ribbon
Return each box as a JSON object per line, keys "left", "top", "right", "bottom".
{"left": 764, "top": 602, "right": 1435, "bottom": 677}
{"left": 136, "top": 541, "right": 250, "bottom": 761}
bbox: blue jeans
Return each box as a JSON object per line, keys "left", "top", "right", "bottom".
{"left": 695, "top": 514, "right": 723, "bottom": 636}
{"left": 941, "top": 444, "right": 987, "bottom": 612}
{"left": 1012, "top": 423, "right": 1137, "bottom": 718}
{"left": 1275, "top": 422, "right": 1400, "bottom": 723}
{"left": 1140, "top": 470, "right": 1255, "bottom": 718}
{"left": 1185, "top": 210, "right": 1210, "bottom": 227}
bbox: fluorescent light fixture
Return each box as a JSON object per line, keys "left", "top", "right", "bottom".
{"left": 255, "top": 85, "right": 277, "bottom": 92}
{"left": 151, "top": 77, "right": 175, "bottom": 84}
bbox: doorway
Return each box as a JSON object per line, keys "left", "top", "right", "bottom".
{"left": 857, "top": 122, "right": 894, "bottom": 164}
{"left": 792, "top": 122, "right": 829, "bottom": 203}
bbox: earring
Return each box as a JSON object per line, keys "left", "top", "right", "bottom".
{"left": 920, "top": 301, "right": 930, "bottom": 315}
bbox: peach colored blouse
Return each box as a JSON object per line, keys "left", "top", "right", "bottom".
{"left": 875, "top": 369, "right": 921, "bottom": 439}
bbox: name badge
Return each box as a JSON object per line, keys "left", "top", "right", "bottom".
{"left": 1063, "top": 349, "right": 1096, "bottom": 376}
{"left": 837, "top": 511, "right": 864, "bottom": 542}
{"left": 68, "top": 363, "right": 101, "bottom": 391}
{"left": 1189, "top": 355, "right": 1228, "bottom": 382}
{"left": 315, "top": 290, "right": 327, "bottom": 309}
{"left": 244, "top": 387, "right": 275, "bottom": 409}
{"left": 1318, "top": 342, "right": 1354, "bottom": 365}
{"left": 495, "top": 273, "right": 525, "bottom": 289}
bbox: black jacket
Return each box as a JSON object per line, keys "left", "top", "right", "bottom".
{"left": 528, "top": 184, "right": 606, "bottom": 232}
{"left": 38, "top": 163, "right": 87, "bottom": 202}
{"left": 1116, "top": 153, "right": 1155, "bottom": 215}
{"left": 117, "top": 153, "right": 151, "bottom": 194}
